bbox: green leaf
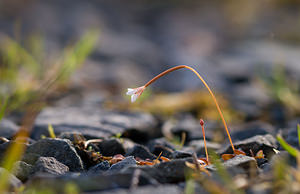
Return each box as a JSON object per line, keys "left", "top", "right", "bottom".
{"left": 184, "top": 179, "right": 195, "bottom": 194}
{"left": 277, "top": 134, "right": 299, "bottom": 157}
{"left": 48, "top": 124, "right": 56, "bottom": 138}
{"left": 0, "top": 97, "right": 8, "bottom": 123}
{"left": 298, "top": 124, "right": 300, "bottom": 147}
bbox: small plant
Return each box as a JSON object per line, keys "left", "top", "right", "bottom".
{"left": 47, "top": 124, "right": 56, "bottom": 139}
{"left": 0, "top": 30, "right": 98, "bottom": 192}
{"left": 0, "top": 30, "right": 98, "bottom": 116}
{"left": 126, "top": 65, "right": 237, "bottom": 154}
{"left": 0, "top": 97, "right": 8, "bottom": 124}
{"left": 273, "top": 124, "right": 300, "bottom": 193}
{"left": 200, "top": 119, "right": 209, "bottom": 164}
{"left": 276, "top": 124, "right": 300, "bottom": 158}
{"left": 258, "top": 64, "right": 300, "bottom": 115}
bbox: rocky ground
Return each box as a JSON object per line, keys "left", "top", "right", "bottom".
{"left": 1, "top": 0, "right": 300, "bottom": 193}
{"left": 0, "top": 103, "right": 298, "bottom": 193}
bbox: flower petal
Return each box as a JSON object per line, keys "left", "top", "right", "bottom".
{"left": 131, "top": 94, "right": 139, "bottom": 102}
{"left": 126, "top": 88, "right": 136, "bottom": 95}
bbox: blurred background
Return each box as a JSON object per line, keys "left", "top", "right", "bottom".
{"left": 1, "top": 0, "right": 300, "bottom": 128}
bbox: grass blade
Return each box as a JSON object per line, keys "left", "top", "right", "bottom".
{"left": 0, "top": 97, "right": 8, "bottom": 123}
{"left": 298, "top": 124, "right": 300, "bottom": 147}
{"left": 48, "top": 124, "right": 56, "bottom": 138}
{"left": 0, "top": 130, "right": 28, "bottom": 192}
{"left": 209, "top": 151, "right": 243, "bottom": 194}
{"left": 277, "top": 134, "right": 299, "bottom": 157}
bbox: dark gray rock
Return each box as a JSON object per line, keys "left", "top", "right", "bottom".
{"left": 26, "top": 138, "right": 84, "bottom": 171}
{"left": 13, "top": 137, "right": 36, "bottom": 144}
{"left": 31, "top": 107, "right": 158, "bottom": 141}
{"left": 270, "top": 150, "right": 296, "bottom": 168}
{"left": 0, "top": 167, "right": 22, "bottom": 191}
{"left": 109, "top": 156, "right": 137, "bottom": 172}
{"left": 285, "top": 125, "right": 300, "bottom": 149}
{"left": 226, "top": 83, "right": 270, "bottom": 120}
{"left": 0, "top": 141, "right": 10, "bottom": 159}
{"left": 99, "top": 185, "right": 183, "bottom": 194}
{"left": 123, "top": 158, "right": 193, "bottom": 184}
{"left": 21, "top": 153, "right": 40, "bottom": 165}
{"left": 149, "top": 159, "right": 190, "bottom": 183}
{"left": 12, "top": 161, "right": 34, "bottom": 182}
{"left": 150, "top": 145, "right": 173, "bottom": 159}
{"left": 88, "top": 161, "right": 110, "bottom": 174}
{"left": 247, "top": 182, "right": 272, "bottom": 194}
{"left": 0, "top": 141, "right": 28, "bottom": 160}
{"left": 162, "top": 115, "right": 215, "bottom": 142}
{"left": 224, "top": 155, "right": 257, "bottom": 173}
{"left": 184, "top": 140, "right": 221, "bottom": 157}
{"left": 147, "top": 138, "right": 176, "bottom": 152}
{"left": 125, "top": 145, "right": 156, "bottom": 160}
{"left": 26, "top": 171, "right": 158, "bottom": 192}
{"left": 100, "top": 111, "right": 159, "bottom": 143}
{"left": 218, "top": 134, "right": 277, "bottom": 159}
{"left": 33, "top": 157, "right": 69, "bottom": 175}
{"left": 95, "top": 138, "right": 125, "bottom": 156}
{"left": 58, "top": 132, "right": 86, "bottom": 143}
{"left": 147, "top": 138, "right": 175, "bottom": 158}
{"left": 230, "top": 121, "right": 276, "bottom": 141}
{"left": 178, "top": 182, "right": 209, "bottom": 194}
{"left": 256, "top": 158, "right": 268, "bottom": 168}
{"left": 171, "top": 150, "right": 192, "bottom": 159}
{"left": 260, "top": 163, "right": 271, "bottom": 173}
{"left": 122, "top": 138, "right": 136, "bottom": 152}
{"left": 0, "top": 119, "right": 19, "bottom": 138}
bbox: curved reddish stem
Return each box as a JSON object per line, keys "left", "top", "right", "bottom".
{"left": 144, "top": 65, "right": 235, "bottom": 152}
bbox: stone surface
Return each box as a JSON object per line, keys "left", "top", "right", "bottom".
{"left": 123, "top": 158, "right": 193, "bottom": 184}
{"left": 171, "top": 150, "right": 192, "bottom": 159}
{"left": 0, "top": 141, "right": 28, "bottom": 160}
{"left": 31, "top": 107, "right": 159, "bottom": 141}
{"left": 285, "top": 125, "right": 300, "bottom": 149}
{"left": 218, "top": 134, "right": 278, "bottom": 159}
{"left": 0, "top": 119, "right": 19, "bottom": 138}
{"left": 230, "top": 121, "right": 276, "bottom": 141}
{"left": 256, "top": 158, "right": 268, "bottom": 168}
{"left": 162, "top": 115, "right": 215, "bottom": 142}
{"left": 109, "top": 156, "right": 137, "bottom": 172}
{"left": 147, "top": 138, "right": 175, "bottom": 158}
{"left": 270, "top": 150, "right": 296, "bottom": 168}
{"left": 224, "top": 155, "right": 257, "bottom": 173}
{"left": 125, "top": 145, "right": 156, "bottom": 160}
{"left": 88, "top": 161, "right": 110, "bottom": 174}
{"left": 12, "top": 161, "right": 34, "bottom": 182}
{"left": 99, "top": 185, "right": 183, "bottom": 194}
{"left": 27, "top": 171, "right": 158, "bottom": 192}
{"left": 33, "top": 157, "right": 69, "bottom": 175}
{"left": 21, "top": 153, "right": 40, "bottom": 165}
{"left": 58, "top": 132, "right": 86, "bottom": 143}
{"left": 26, "top": 138, "right": 84, "bottom": 171}
{"left": 95, "top": 139, "right": 125, "bottom": 156}
{"left": 184, "top": 140, "right": 221, "bottom": 157}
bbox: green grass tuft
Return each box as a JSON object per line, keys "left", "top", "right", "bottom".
{"left": 48, "top": 124, "right": 56, "bottom": 139}
{"left": 277, "top": 134, "right": 299, "bottom": 158}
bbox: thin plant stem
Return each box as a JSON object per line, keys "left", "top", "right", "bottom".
{"left": 200, "top": 119, "right": 209, "bottom": 163}
{"left": 144, "top": 65, "right": 235, "bottom": 152}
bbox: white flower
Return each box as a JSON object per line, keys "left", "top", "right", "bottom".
{"left": 126, "top": 86, "right": 145, "bottom": 102}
